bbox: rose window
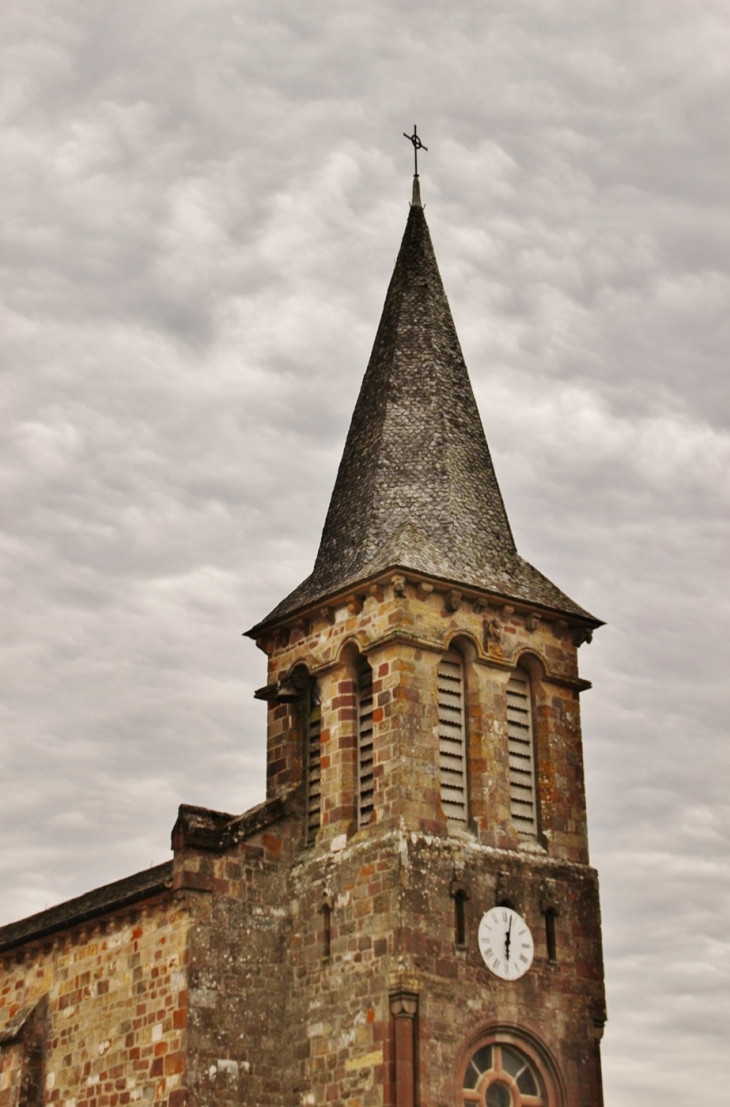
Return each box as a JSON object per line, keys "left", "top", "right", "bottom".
{"left": 462, "top": 1043, "right": 545, "bottom": 1106}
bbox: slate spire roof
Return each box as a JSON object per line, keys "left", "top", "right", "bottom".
{"left": 251, "top": 182, "right": 598, "bottom": 631}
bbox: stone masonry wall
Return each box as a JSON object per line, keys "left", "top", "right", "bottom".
{"left": 242, "top": 571, "right": 605, "bottom": 1104}
{"left": 285, "top": 834, "right": 400, "bottom": 1107}
{"left": 0, "top": 895, "right": 190, "bottom": 1107}
{"left": 281, "top": 825, "right": 603, "bottom": 1106}
{"left": 176, "top": 813, "right": 603, "bottom": 1106}
{"left": 256, "top": 573, "right": 593, "bottom": 865}
{"left": 398, "top": 833, "right": 604, "bottom": 1107}
{"left": 172, "top": 815, "right": 300, "bottom": 1107}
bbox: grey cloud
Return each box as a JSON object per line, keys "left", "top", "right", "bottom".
{"left": 1, "top": 2, "right": 729, "bottom": 1104}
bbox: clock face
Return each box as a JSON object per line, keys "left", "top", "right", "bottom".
{"left": 478, "top": 907, "right": 534, "bottom": 980}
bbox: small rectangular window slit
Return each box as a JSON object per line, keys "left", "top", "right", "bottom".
{"left": 322, "top": 901, "right": 332, "bottom": 959}
{"left": 545, "top": 908, "right": 557, "bottom": 962}
{"left": 454, "top": 891, "right": 467, "bottom": 947}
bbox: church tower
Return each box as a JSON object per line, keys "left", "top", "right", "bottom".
{"left": 0, "top": 173, "right": 606, "bottom": 1107}
{"left": 241, "top": 178, "right": 607, "bottom": 1105}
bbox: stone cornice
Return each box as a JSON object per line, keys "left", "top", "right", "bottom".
{"left": 246, "top": 567, "right": 603, "bottom": 645}
{"left": 171, "top": 788, "right": 299, "bottom": 855}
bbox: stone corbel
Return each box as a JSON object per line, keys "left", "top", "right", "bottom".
{"left": 591, "top": 1010, "right": 607, "bottom": 1041}
{"left": 369, "top": 583, "right": 384, "bottom": 603}
{"left": 347, "top": 594, "right": 363, "bottom": 616}
{"left": 572, "top": 627, "right": 593, "bottom": 647}
{"left": 540, "top": 879, "right": 559, "bottom": 915}
{"left": 416, "top": 581, "right": 434, "bottom": 602}
{"left": 445, "top": 589, "right": 462, "bottom": 613}
{"left": 525, "top": 613, "right": 540, "bottom": 632}
{"left": 391, "top": 574, "right": 407, "bottom": 597}
{"left": 389, "top": 991, "right": 419, "bottom": 1019}
{"left": 319, "top": 606, "right": 335, "bottom": 625}
{"left": 290, "top": 617, "right": 308, "bottom": 642}
{"left": 483, "top": 617, "right": 503, "bottom": 658}
{"left": 471, "top": 597, "right": 486, "bottom": 613}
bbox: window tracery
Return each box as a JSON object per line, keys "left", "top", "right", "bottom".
{"left": 462, "top": 1042, "right": 545, "bottom": 1106}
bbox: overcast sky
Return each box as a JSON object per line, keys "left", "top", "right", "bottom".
{"left": 1, "top": 0, "right": 729, "bottom": 1102}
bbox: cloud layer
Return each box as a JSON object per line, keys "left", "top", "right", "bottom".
{"left": 1, "top": 2, "right": 729, "bottom": 1102}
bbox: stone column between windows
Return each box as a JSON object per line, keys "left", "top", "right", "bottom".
{"left": 389, "top": 990, "right": 419, "bottom": 1107}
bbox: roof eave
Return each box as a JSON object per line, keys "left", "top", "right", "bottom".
{"left": 244, "top": 562, "right": 603, "bottom": 642}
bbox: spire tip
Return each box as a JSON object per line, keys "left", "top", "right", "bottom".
{"left": 403, "top": 126, "right": 427, "bottom": 202}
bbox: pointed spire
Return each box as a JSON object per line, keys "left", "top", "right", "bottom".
{"left": 252, "top": 201, "right": 597, "bottom": 629}
{"left": 310, "top": 201, "right": 516, "bottom": 578}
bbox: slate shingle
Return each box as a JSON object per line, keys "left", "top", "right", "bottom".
{"left": 252, "top": 195, "right": 598, "bottom": 630}
{"left": 0, "top": 863, "right": 173, "bottom": 953}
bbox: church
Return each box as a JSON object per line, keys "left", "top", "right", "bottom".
{"left": 0, "top": 170, "right": 607, "bottom": 1107}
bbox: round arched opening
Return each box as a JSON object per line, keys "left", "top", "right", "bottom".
{"left": 459, "top": 1037, "right": 555, "bottom": 1107}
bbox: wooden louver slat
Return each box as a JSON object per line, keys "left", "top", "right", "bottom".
{"left": 358, "top": 661, "right": 375, "bottom": 827}
{"left": 506, "top": 672, "right": 537, "bottom": 840}
{"left": 306, "top": 701, "right": 322, "bottom": 844}
{"left": 437, "top": 652, "right": 467, "bottom": 824}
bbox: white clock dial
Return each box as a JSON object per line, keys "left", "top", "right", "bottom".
{"left": 478, "top": 906, "right": 534, "bottom": 980}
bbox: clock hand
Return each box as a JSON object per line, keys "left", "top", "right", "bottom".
{"left": 505, "top": 916, "right": 513, "bottom": 961}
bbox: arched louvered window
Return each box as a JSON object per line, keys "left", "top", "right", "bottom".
{"left": 437, "top": 650, "right": 468, "bottom": 824}
{"left": 306, "top": 685, "right": 322, "bottom": 845}
{"left": 357, "top": 657, "right": 375, "bottom": 827}
{"left": 506, "top": 669, "right": 538, "bottom": 841}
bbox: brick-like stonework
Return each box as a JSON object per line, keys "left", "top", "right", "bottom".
{"left": 259, "top": 574, "right": 592, "bottom": 863}
{"left": 0, "top": 892, "right": 190, "bottom": 1107}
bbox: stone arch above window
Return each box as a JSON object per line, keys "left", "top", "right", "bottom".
{"left": 443, "top": 630, "right": 480, "bottom": 664}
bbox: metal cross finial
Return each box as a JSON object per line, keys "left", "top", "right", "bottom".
{"left": 403, "top": 125, "right": 428, "bottom": 177}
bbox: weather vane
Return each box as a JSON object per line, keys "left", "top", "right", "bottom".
{"left": 403, "top": 125, "right": 428, "bottom": 176}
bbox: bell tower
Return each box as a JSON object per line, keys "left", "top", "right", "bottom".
{"left": 245, "top": 177, "right": 606, "bottom": 1107}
